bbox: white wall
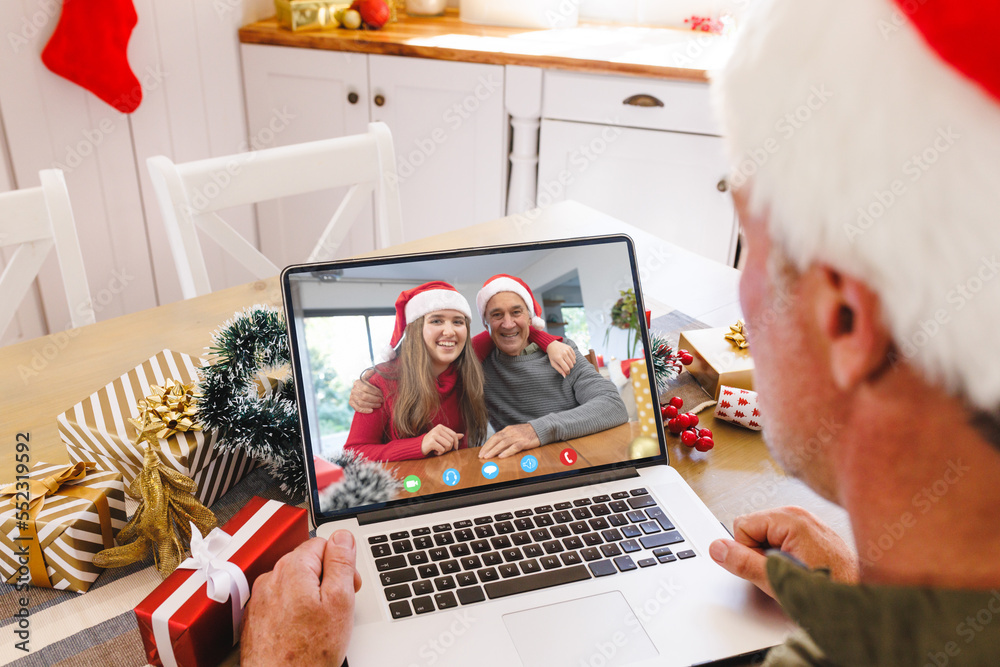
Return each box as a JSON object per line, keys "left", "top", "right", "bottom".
{"left": 0, "top": 0, "right": 275, "bottom": 346}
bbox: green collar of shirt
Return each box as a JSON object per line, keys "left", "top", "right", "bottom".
{"left": 520, "top": 342, "right": 541, "bottom": 356}
{"left": 767, "top": 553, "right": 1000, "bottom": 665}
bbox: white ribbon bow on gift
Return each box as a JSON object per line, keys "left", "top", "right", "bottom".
{"left": 178, "top": 523, "right": 251, "bottom": 646}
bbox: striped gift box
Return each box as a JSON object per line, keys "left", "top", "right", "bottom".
{"left": 0, "top": 462, "right": 126, "bottom": 593}
{"left": 57, "top": 349, "right": 255, "bottom": 507}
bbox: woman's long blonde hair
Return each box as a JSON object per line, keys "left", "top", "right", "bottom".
{"left": 375, "top": 315, "right": 488, "bottom": 447}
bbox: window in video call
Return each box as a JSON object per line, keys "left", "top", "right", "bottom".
{"left": 285, "top": 238, "right": 663, "bottom": 519}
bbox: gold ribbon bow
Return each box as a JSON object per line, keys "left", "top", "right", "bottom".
{"left": 1, "top": 462, "right": 114, "bottom": 588}
{"left": 127, "top": 379, "right": 202, "bottom": 441}
{"left": 724, "top": 319, "right": 749, "bottom": 350}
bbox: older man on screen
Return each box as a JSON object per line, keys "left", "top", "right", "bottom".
{"left": 241, "top": 0, "right": 1000, "bottom": 664}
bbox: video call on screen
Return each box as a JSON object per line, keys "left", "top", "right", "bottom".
{"left": 286, "top": 240, "right": 657, "bottom": 518}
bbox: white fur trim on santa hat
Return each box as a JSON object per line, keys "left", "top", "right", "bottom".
{"left": 404, "top": 289, "right": 472, "bottom": 325}
{"left": 476, "top": 277, "right": 546, "bottom": 330}
{"left": 713, "top": 0, "right": 1000, "bottom": 412}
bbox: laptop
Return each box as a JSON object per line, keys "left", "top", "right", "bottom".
{"left": 282, "top": 235, "right": 791, "bottom": 667}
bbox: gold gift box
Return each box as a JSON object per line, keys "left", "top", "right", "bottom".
{"left": 57, "top": 349, "right": 255, "bottom": 507}
{"left": 276, "top": 0, "right": 347, "bottom": 31}
{"left": 678, "top": 327, "right": 754, "bottom": 399}
{"left": 0, "top": 463, "right": 126, "bottom": 593}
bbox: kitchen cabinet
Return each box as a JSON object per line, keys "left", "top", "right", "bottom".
{"left": 537, "top": 71, "right": 737, "bottom": 265}
{"left": 241, "top": 44, "right": 507, "bottom": 256}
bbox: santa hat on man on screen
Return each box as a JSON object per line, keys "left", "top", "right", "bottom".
{"left": 714, "top": 0, "right": 1000, "bottom": 413}
{"left": 475, "top": 274, "right": 546, "bottom": 330}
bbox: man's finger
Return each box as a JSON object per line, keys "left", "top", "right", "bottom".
{"left": 321, "top": 530, "right": 359, "bottom": 606}
{"left": 733, "top": 511, "right": 788, "bottom": 550}
{"left": 709, "top": 539, "right": 773, "bottom": 598}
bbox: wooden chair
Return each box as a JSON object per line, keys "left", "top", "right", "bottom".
{"left": 0, "top": 169, "right": 94, "bottom": 337}
{"left": 147, "top": 122, "right": 404, "bottom": 299}
{"left": 585, "top": 348, "right": 600, "bottom": 371}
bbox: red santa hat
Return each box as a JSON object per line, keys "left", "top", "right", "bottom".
{"left": 389, "top": 281, "right": 472, "bottom": 349}
{"left": 475, "top": 274, "right": 546, "bottom": 330}
{"left": 713, "top": 0, "right": 1000, "bottom": 411}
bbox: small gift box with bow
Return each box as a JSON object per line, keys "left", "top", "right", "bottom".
{"left": 134, "top": 496, "right": 308, "bottom": 667}
{"left": 677, "top": 327, "right": 755, "bottom": 399}
{"left": 57, "top": 349, "right": 255, "bottom": 506}
{"left": 0, "top": 462, "right": 126, "bottom": 593}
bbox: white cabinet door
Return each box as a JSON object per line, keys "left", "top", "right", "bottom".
{"left": 368, "top": 55, "right": 506, "bottom": 242}
{"left": 537, "top": 119, "right": 737, "bottom": 265}
{"left": 241, "top": 44, "right": 374, "bottom": 265}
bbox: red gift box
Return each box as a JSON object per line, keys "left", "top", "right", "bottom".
{"left": 134, "top": 497, "right": 309, "bottom": 667}
{"left": 313, "top": 455, "right": 344, "bottom": 490}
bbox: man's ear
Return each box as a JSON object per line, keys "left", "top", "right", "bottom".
{"left": 813, "top": 266, "right": 893, "bottom": 391}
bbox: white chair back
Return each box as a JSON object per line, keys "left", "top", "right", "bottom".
{"left": 147, "top": 122, "right": 404, "bottom": 299}
{"left": 0, "top": 169, "right": 94, "bottom": 337}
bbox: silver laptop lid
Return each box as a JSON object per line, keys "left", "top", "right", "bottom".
{"left": 282, "top": 235, "right": 668, "bottom": 527}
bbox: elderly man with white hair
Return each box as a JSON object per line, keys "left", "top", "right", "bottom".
{"left": 238, "top": 0, "right": 1000, "bottom": 664}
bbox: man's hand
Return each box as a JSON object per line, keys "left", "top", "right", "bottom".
{"left": 349, "top": 369, "right": 384, "bottom": 413}
{"left": 422, "top": 424, "right": 464, "bottom": 456}
{"left": 479, "top": 424, "right": 541, "bottom": 459}
{"left": 241, "top": 530, "right": 362, "bottom": 667}
{"left": 546, "top": 340, "right": 577, "bottom": 378}
{"left": 709, "top": 506, "right": 859, "bottom": 599}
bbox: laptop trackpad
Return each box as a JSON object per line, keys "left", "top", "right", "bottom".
{"left": 502, "top": 591, "right": 659, "bottom": 667}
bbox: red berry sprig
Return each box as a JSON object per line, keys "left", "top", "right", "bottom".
{"left": 661, "top": 395, "right": 714, "bottom": 452}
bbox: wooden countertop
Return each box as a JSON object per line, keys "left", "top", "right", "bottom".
{"left": 239, "top": 10, "right": 733, "bottom": 81}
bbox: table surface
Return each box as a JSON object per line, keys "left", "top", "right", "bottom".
{"left": 0, "top": 201, "right": 851, "bottom": 666}
{"left": 0, "top": 200, "right": 848, "bottom": 542}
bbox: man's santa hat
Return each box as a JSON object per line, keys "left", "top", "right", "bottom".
{"left": 714, "top": 0, "right": 1000, "bottom": 412}
{"left": 389, "top": 281, "right": 472, "bottom": 349}
{"left": 475, "top": 274, "right": 546, "bottom": 330}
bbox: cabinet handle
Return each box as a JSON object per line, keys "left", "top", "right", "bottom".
{"left": 347, "top": 92, "right": 359, "bottom": 104}
{"left": 623, "top": 94, "right": 664, "bottom": 108}
{"left": 374, "top": 94, "right": 386, "bottom": 107}
{"left": 717, "top": 178, "right": 728, "bottom": 192}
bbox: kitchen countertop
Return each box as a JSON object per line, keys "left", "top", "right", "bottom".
{"left": 239, "top": 9, "right": 733, "bottom": 81}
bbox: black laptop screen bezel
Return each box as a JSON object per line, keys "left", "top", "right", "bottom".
{"left": 281, "top": 234, "right": 669, "bottom": 527}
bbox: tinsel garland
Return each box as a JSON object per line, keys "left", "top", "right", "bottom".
{"left": 197, "top": 306, "right": 305, "bottom": 495}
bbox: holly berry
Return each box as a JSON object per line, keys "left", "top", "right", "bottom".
{"left": 677, "top": 413, "right": 692, "bottom": 429}
{"left": 667, "top": 418, "right": 684, "bottom": 434}
{"left": 669, "top": 396, "right": 684, "bottom": 409}
{"left": 698, "top": 428, "right": 713, "bottom": 439}
{"left": 680, "top": 429, "right": 698, "bottom": 447}
{"left": 661, "top": 404, "right": 679, "bottom": 419}
{"left": 678, "top": 350, "right": 694, "bottom": 365}
{"left": 687, "top": 413, "right": 699, "bottom": 427}
{"left": 695, "top": 437, "right": 715, "bottom": 452}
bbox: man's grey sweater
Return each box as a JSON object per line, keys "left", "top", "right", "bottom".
{"left": 482, "top": 339, "right": 629, "bottom": 444}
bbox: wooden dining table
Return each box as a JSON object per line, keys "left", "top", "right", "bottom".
{"left": 0, "top": 200, "right": 850, "bottom": 666}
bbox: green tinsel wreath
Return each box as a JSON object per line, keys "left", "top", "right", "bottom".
{"left": 197, "top": 306, "right": 305, "bottom": 495}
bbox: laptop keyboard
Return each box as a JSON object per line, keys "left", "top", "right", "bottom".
{"left": 367, "top": 488, "right": 696, "bottom": 619}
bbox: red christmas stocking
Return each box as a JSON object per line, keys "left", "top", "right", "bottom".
{"left": 41, "top": 0, "right": 142, "bottom": 113}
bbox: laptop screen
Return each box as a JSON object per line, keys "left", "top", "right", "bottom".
{"left": 283, "top": 236, "right": 666, "bottom": 523}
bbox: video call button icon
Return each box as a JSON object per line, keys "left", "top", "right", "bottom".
{"left": 403, "top": 475, "right": 422, "bottom": 493}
